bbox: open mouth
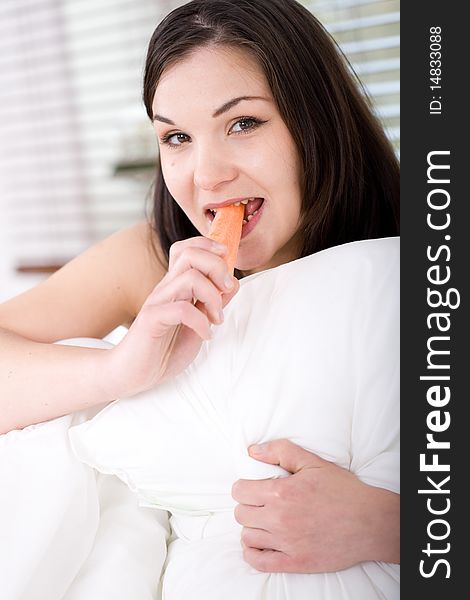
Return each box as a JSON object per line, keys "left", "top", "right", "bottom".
{"left": 206, "top": 198, "right": 265, "bottom": 225}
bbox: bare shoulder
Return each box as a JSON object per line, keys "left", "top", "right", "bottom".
{"left": 0, "top": 221, "right": 167, "bottom": 342}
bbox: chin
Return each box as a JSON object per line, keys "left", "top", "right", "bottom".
{"left": 235, "top": 252, "right": 272, "bottom": 275}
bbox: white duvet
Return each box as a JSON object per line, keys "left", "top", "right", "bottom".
{"left": 0, "top": 237, "right": 399, "bottom": 599}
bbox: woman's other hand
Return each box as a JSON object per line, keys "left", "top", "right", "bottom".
{"left": 232, "top": 439, "right": 399, "bottom": 573}
{"left": 106, "top": 236, "right": 239, "bottom": 398}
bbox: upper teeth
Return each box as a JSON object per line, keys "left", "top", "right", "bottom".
{"left": 209, "top": 198, "right": 253, "bottom": 214}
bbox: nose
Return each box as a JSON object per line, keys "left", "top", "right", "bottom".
{"left": 193, "top": 143, "right": 238, "bottom": 191}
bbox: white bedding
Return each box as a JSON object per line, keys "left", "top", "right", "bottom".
{"left": 0, "top": 342, "right": 170, "bottom": 600}
{"left": 0, "top": 237, "right": 399, "bottom": 599}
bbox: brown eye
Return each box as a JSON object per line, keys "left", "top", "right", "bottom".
{"left": 230, "top": 117, "right": 265, "bottom": 134}
{"left": 237, "top": 119, "right": 256, "bottom": 130}
{"left": 161, "top": 132, "right": 190, "bottom": 147}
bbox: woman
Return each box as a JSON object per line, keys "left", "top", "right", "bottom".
{"left": 0, "top": 0, "right": 399, "bottom": 596}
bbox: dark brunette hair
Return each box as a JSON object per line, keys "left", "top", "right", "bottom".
{"left": 143, "top": 0, "right": 399, "bottom": 269}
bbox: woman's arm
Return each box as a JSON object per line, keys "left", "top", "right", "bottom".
{"left": 0, "top": 222, "right": 164, "bottom": 433}
{"left": 0, "top": 331, "right": 119, "bottom": 433}
{"left": 0, "top": 224, "right": 237, "bottom": 434}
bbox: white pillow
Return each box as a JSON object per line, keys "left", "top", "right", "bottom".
{"left": 69, "top": 238, "right": 400, "bottom": 600}
{"left": 69, "top": 237, "right": 400, "bottom": 506}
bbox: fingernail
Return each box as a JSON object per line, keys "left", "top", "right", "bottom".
{"left": 250, "top": 443, "right": 268, "bottom": 455}
{"left": 224, "top": 274, "right": 234, "bottom": 290}
{"left": 218, "top": 309, "right": 224, "bottom": 323}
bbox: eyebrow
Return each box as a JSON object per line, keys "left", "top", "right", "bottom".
{"left": 152, "top": 95, "right": 270, "bottom": 124}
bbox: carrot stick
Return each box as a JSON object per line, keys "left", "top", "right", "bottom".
{"left": 207, "top": 204, "right": 245, "bottom": 274}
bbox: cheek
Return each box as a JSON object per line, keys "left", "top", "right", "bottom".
{"left": 280, "top": 139, "right": 302, "bottom": 200}
{"left": 263, "top": 131, "right": 300, "bottom": 189}
{"left": 161, "top": 158, "right": 176, "bottom": 183}
{"left": 161, "top": 158, "right": 186, "bottom": 199}
{"left": 272, "top": 153, "right": 302, "bottom": 213}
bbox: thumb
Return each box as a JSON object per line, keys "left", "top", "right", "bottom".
{"left": 248, "top": 439, "right": 328, "bottom": 474}
{"left": 221, "top": 276, "right": 240, "bottom": 308}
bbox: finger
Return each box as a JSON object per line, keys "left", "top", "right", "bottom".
{"left": 195, "top": 273, "right": 239, "bottom": 317}
{"left": 167, "top": 247, "right": 234, "bottom": 293}
{"left": 221, "top": 277, "right": 240, "bottom": 308}
{"left": 232, "top": 477, "right": 278, "bottom": 505}
{"left": 169, "top": 247, "right": 236, "bottom": 295}
{"left": 243, "top": 547, "right": 293, "bottom": 573}
{"left": 248, "top": 439, "right": 329, "bottom": 474}
{"left": 144, "top": 300, "right": 212, "bottom": 341}
{"left": 148, "top": 269, "right": 224, "bottom": 324}
{"left": 234, "top": 504, "right": 272, "bottom": 530}
{"left": 168, "top": 237, "right": 227, "bottom": 270}
{"left": 241, "top": 527, "right": 278, "bottom": 551}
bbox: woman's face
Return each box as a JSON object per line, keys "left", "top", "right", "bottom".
{"left": 152, "top": 46, "right": 302, "bottom": 274}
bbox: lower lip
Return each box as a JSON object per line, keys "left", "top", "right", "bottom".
{"left": 241, "top": 200, "right": 265, "bottom": 239}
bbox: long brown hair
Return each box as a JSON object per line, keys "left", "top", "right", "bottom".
{"left": 143, "top": 0, "right": 399, "bottom": 268}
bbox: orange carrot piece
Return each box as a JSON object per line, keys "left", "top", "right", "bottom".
{"left": 207, "top": 204, "right": 244, "bottom": 274}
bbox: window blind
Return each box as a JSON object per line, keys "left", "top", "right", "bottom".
{"left": 0, "top": 0, "right": 399, "bottom": 297}
{"left": 0, "top": 0, "right": 181, "bottom": 282}
{"left": 305, "top": 0, "right": 400, "bottom": 151}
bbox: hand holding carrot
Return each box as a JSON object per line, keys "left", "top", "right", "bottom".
{"left": 105, "top": 207, "right": 244, "bottom": 399}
